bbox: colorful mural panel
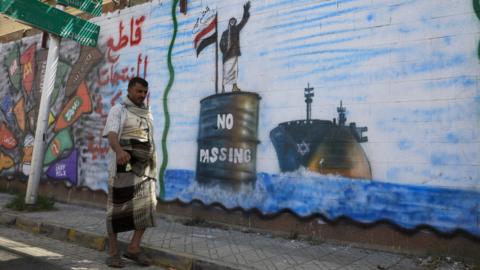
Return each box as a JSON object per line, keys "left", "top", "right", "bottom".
{"left": 0, "top": 0, "right": 479, "bottom": 236}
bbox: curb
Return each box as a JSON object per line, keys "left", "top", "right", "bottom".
{"left": 0, "top": 211, "right": 247, "bottom": 270}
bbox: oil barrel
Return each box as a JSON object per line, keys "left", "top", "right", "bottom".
{"left": 196, "top": 91, "right": 260, "bottom": 186}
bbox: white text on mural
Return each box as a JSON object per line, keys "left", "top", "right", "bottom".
{"left": 55, "top": 164, "right": 67, "bottom": 177}
{"left": 199, "top": 113, "right": 252, "bottom": 164}
{"left": 199, "top": 147, "right": 251, "bottom": 164}
{"left": 217, "top": 113, "right": 233, "bottom": 129}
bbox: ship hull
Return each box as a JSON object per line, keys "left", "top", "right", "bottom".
{"left": 270, "top": 120, "right": 371, "bottom": 179}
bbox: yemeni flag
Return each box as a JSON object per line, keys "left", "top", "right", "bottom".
{"left": 194, "top": 14, "right": 217, "bottom": 56}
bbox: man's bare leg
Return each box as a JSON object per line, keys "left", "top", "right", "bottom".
{"left": 108, "top": 233, "right": 119, "bottom": 256}
{"left": 127, "top": 229, "right": 145, "bottom": 253}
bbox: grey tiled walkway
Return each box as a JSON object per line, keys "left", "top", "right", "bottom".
{"left": 0, "top": 226, "right": 166, "bottom": 270}
{"left": 0, "top": 193, "right": 472, "bottom": 270}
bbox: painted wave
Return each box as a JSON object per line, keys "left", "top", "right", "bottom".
{"left": 164, "top": 169, "right": 480, "bottom": 236}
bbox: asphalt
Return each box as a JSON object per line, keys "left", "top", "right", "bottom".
{"left": 0, "top": 193, "right": 473, "bottom": 270}
{"left": 0, "top": 243, "right": 66, "bottom": 270}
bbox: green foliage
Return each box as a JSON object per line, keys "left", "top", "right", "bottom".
{"left": 0, "top": 186, "right": 17, "bottom": 194}
{"left": 5, "top": 193, "right": 56, "bottom": 212}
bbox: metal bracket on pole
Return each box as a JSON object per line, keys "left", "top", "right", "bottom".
{"left": 25, "top": 7, "right": 63, "bottom": 205}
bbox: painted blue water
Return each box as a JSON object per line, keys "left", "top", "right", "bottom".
{"left": 164, "top": 169, "right": 480, "bottom": 236}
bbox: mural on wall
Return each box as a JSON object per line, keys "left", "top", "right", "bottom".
{"left": 0, "top": 38, "right": 94, "bottom": 187}
{"left": 0, "top": 10, "right": 149, "bottom": 191}
{"left": 160, "top": 0, "right": 480, "bottom": 236}
{"left": 0, "top": 0, "right": 479, "bottom": 236}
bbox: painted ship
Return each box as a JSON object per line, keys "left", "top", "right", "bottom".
{"left": 269, "top": 84, "right": 371, "bottom": 179}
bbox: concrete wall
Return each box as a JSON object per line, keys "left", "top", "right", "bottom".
{"left": 0, "top": 0, "right": 479, "bottom": 241}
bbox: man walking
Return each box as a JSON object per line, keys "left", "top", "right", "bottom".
{"left": 103, "top": 77, "right": 157, "bottom": 268}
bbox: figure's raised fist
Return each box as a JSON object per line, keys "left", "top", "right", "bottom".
{"left": 244, "top": 1, "right": 251, "bottom": 12}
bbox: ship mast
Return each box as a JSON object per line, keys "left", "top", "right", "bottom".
{"left": 337, "top": 100, "right": 346, "bottom": 126}
{"left": 304, "top": 83, "right": 314, "bottom": 121}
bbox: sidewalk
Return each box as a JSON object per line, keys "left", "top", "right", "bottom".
{"left": 0, "top": 193, "right": 472, "bottom": 270}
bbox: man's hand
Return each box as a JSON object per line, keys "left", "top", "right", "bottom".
{"left": 244, "top": 1, "right": 250, "bottom": 13}
{"left": 107, "top": 132, "right": 131, "bottom": 165}
{"left": 115, "top": 149, "right": 131, "bottom": 165}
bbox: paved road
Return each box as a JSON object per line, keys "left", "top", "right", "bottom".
{"left": 0, "top": 245, "right": 65, "bottom": 270}
{"left": 0, "top": 226, "right": 166, "bottom": 270}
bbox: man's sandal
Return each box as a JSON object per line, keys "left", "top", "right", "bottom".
{"left": 123, "top": 251, "right": 152, "bottom": 266}
{"left": 106, "top": 254, "right": 126, "bottom": 268}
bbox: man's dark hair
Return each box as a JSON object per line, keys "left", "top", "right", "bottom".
{"left": 128, "top": 77, "right": 148, "bottom": 89}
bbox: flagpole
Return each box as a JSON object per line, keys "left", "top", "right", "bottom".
{"left": 215, "top": 13, "right": 218, "bottom": 94}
